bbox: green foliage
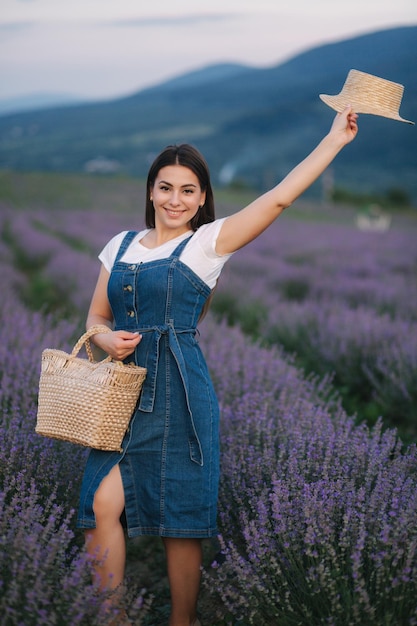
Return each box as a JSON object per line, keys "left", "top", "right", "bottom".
{"left": 0, "top": 170, "right": 91, "bottom": 209}
{"left": 211, "top": 294, "right": 268, "bottom": 340}
{"left": 32, "top": 219, "right": 93, "bottom": 254}
{"left": 19, "top": 274, "right": 74, "bottom": 316}
{"left": 211, "top": 293, "right": 240, "bottom": 326}
{"left": 1, "top": 219, "right": 77, "bottom": 317}
{"left": 280, "top": 278, "right": 310, "bottom": 302}
{"left": 385, "top": 187, "right": 410, "bottom": 207}
{"left": 0, "top": 169, "right": 145, "bottom": 212}
{"left": 331, "top": 186, "right": 412, "bottom": 209}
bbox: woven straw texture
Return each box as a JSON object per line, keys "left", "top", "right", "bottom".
{"left": 36, "top": 325, "right": 147, "bottom": 451}
{"left": 319, "top": 69, "right": 414, "bottom": 124}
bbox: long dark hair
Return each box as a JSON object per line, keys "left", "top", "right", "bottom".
{"left": 145, "top": 144, "right": 215, "bottom": 230}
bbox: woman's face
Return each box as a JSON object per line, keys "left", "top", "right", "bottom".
{"left": 150, "top": 164, "right": 206, "bottom": 233}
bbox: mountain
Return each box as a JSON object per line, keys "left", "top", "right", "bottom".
{"left": 0, "top": 26, "right": 416, "bottom": 202}
{"left": 0, "top": 93, "right": 88, "bottom": 116}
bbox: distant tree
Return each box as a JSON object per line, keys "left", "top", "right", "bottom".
{"left": 386, "top": 187, "right": 410, "bottom": 207}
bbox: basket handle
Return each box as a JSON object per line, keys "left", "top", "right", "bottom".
{"left": 71, "top": 325, "right": 113, "bottom": 363}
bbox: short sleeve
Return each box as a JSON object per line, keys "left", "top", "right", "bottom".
{"left": 180, "top": 218, "right": 234, "bottom": 288}
{"left": 192, "top": 218, "right": 233, "bottom": 260}
{"left": 98, "top": 230, "right": 146, "bottom": 273}
{"left": 98, "top": 231, "right": 129, "bottom": 272}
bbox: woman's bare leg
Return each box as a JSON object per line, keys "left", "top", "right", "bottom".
{"left": 163, "top": 537, "right": 202, "bottom": 626}
{"left": 85, "top": 464, "right": 126, "bottom": 591}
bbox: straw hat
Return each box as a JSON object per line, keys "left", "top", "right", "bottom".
{"left": 319, "top": 69, "right": 414, "bottom": 124}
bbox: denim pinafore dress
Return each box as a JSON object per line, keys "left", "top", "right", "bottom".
{"left": 77, "top": 231, "right": 220, "bottom": 538}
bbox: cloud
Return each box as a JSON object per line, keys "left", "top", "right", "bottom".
{"left": 0, "top": 21, "right": 34, "bottom": 32}
{"left": 107, "top": 13, "right": 238, "bottom": 28}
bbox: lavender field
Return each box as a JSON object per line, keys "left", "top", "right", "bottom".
{"left": 1, "top": 178, "right": 417, "bottom": 625}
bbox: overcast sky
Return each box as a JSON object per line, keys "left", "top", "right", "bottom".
{"left": 1, "top": 0, "right": 416, "bottom": 102}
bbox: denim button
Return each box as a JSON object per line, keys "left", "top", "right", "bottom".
{"left": 128, "top": 264, "right": 136, "bottom": 270}
{"left": 124, "top": 285, "right": 133, "bottom": 292}
{"left": 127, "top": 310, "right": 135, "bottom": 317}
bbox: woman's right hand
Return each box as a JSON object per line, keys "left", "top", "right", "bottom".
{"left": 94, "top": 329, "right": 142, "bottom": 361}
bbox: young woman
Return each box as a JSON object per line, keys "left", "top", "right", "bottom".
{"left": 77, "top": 106, "right": 358, "bottom": 626}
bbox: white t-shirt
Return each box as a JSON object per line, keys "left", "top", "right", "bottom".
{"left": 98, "top": 217, "right": 233, "bottom": 289}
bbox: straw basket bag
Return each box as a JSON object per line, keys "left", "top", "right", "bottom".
{"left": 36, "top": 325, "right": 147, "bottom": 451}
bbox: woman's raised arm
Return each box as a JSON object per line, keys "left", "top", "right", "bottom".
{"left": 216, "top": 106, "right": 358, "bottom": 255}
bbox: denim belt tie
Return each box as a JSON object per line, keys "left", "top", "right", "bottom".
{"left": 134, "top": 322, "right": 203, "bottom": 466}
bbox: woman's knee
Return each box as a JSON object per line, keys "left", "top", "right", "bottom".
{"left": 93, "top": 464, "right": 125, "bottom": 523}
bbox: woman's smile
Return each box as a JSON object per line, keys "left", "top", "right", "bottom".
{"left": 165, "top": 207, "right": 187, "bottom": 217}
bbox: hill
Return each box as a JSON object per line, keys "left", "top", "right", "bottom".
{"left": 0, "top": 92, "right": 88, "bottom": 116}
{"left": 0, "top": 26, "right": 416, "bottom": 202}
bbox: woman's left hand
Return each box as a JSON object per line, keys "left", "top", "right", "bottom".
{"left": 330, "top": 105, "right": 359, "bottom": 145}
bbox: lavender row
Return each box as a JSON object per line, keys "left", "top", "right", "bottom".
{"left": 0, "top": 278, "right": 149, "bottom": 624}
{"left": 5, "top": 205, "right": 416, "bottom": 318}
{"left": 2, "top": 207, "right": 100, "bottom": 315}
{"left": 213, "top": 215, "right": 417, "bottom": 437}
{"left": 219, "top": 215, "right": 417, "bottom": 317}
{"left": 199, "top": 319, "right": 417, "bottom": 624}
